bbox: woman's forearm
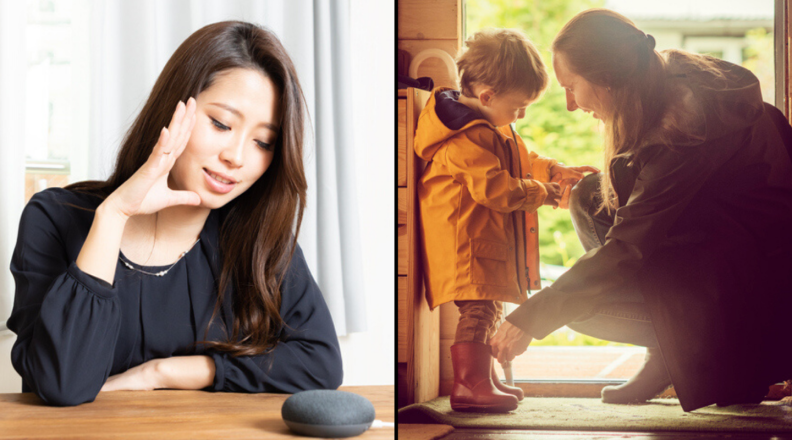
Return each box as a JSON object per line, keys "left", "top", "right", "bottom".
{"left": 75, "top": 201, "right": 129, "bottom": 286}
{"left": 157, "top": 355, "right": 217, "bottom": 390}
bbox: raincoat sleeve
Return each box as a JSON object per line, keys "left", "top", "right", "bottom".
{"left": 528, "top": 151, "right": 558, "bottom": 183}
{"left": 511, "top": 130, "right": 558, "bottom": 183}
{"left": 205, "top": 245, "right": 343, "bottom": 393}
{"left": 506, "top": 142, "right": 728, "bottom": 339}
{"left": 444, "top": 128, "right": 548, "bottom": 213}
{"left": 7, "top": 190, "right": 122, "bottom": 407}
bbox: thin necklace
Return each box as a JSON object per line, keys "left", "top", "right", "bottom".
{"left": 120, "top": 237, "right": 201, "bottom": 277}
{"left": 119, "top": 212, "right": 200, "bottom": 277}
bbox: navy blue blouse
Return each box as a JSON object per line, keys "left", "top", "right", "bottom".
{"left": 7, "top": 188, "right": 343, "bottom": 406}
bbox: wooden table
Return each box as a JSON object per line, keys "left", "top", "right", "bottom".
{"left": 0, "top": 386, "right": 394, "bottom": 439}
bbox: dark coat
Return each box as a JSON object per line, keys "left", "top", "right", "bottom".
{"left": 506, "top": 59, "right": 792, "bottom": 411}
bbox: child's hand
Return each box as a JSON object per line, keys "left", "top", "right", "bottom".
{"left": 548, "top": 164, "right": 599, "bottom": 210}
{"left": 556, "top": 178, "right": 576, "bottom": 210}
{"left": 541, "top": 181, "right": 562, "bottom": 207}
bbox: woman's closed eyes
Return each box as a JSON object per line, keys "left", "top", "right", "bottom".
{"left": 210, "top": 117, "right": 273, "bottom": 151}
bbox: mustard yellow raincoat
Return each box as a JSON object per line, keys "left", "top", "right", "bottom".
{"left": 414, "top": 88, "right": 557, "bottom": 310}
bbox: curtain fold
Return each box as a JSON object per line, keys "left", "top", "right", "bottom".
{"left": 88, "top": 0, "right": 365, "bottom": 335}
{"left": 0, "top": 0, "right": 27, "bottom": 331}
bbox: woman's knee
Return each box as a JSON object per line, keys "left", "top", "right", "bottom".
{"left": 569, "top": 173, "right": 600, "bottom": 215}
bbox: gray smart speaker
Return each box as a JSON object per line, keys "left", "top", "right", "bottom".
{"left": 281, "top": 390, "right": 376, "bottom": 438}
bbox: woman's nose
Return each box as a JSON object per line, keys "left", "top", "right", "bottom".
{"left": 219, "top": 137, "right": 245, "bottom": 168}
{"left": 565, "top": 90, "right": 578, "bottom": 112}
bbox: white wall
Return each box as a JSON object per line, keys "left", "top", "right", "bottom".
{"left": 337, "top": 0, "right": 395, "bottom": 386}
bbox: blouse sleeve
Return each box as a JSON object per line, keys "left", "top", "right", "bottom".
{"left": 206, "top": 244, "right": 343, "bottom": 393}
{"left": 6, "top": 190, "right": 122, "bottom": 406}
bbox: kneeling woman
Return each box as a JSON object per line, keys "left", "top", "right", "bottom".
{"left": 490, "top": 9, "right": 792, "bottom": 412}
{"left": 7, "top": 21, "right": 343, "bottom": 406}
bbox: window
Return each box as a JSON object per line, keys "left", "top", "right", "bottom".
{"left": 24, "top": 0, "right": 90, "bottom": 202}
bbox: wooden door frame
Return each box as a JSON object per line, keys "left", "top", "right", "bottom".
{"left": 777, "top": 0, "right": 789, "bottom": 118}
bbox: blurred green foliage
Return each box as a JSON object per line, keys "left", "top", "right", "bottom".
{"left": 466, "top": 1, "right": 773, "bottom": 349}
{"left": 465, "top": 2, "right": 775, "bottom": 269}
{"left": 742, "top": 27, "right": 775, "bottom": 103}
{"left": 466, "top": 0, "right": 606, "bottom": 267}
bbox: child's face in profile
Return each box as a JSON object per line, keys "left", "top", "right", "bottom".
{"left": 169, "top": 67, "right": 281, "bottom": 210}
{"left": 481, "top": 90, "right": 532, "bottom": 127}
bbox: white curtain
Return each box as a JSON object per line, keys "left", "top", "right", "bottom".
{"left": 0, "top": 0, "right": 27, "bottom": 333}
{"left": 89, "top": 0, "right": 367, "bottom": 336}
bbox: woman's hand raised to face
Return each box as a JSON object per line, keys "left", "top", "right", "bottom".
{"left": 104, "top": 98, "right": 202, "bottom": 219}
{"left": 489, "top": 320, "right": 533, "bottom": 364}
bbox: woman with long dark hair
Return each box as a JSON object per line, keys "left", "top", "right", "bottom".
{"left": 7, "top": 21, "right": 342, "bottom": 406}
{"left": 490, "top": 9, "right": 792, "bottom": 411}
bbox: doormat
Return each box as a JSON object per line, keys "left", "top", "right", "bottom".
{"left": 398, "top": 397, "right": 792, "bottom": 433}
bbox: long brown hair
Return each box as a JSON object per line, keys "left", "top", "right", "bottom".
{"left": 65, "top": 21, "right": 307, "bottom": 357}
{"left": 553, "top": 9, "right": 720, "bottom": 213}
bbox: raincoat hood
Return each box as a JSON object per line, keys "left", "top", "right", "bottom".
{"left": 414, "top": 88, "right": 497, "bottom": 161}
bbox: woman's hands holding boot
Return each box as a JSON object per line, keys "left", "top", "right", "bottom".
{"left": 489, "top": 320, "right": 533, "bottom": 364}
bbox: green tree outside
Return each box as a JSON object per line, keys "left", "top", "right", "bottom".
{"left": 466, "top": 0, "right": 606, "bottom": 269}
{"left": 465, "top": 1, "right": 774, "bottom": 271}
{"left": 464, "top": 1, "right": 774, "bottom": 347}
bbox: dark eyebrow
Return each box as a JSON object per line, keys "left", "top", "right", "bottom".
{"left": 207, "top": 102, "right": 279, "bottom": 131}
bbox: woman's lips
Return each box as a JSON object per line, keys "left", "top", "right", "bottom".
{"left": 203, "top": 168, "right": 236, "bottom": 194}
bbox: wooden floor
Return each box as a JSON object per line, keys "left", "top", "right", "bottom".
{"left": 439, "top": 429, "right": 792, "bottom": 439}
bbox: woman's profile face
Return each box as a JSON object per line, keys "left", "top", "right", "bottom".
{"left": 553, "top": 52, "right": 610, "bottom": 120}
{"left": 169, "top": 67, "right": 280, "bottom": 209}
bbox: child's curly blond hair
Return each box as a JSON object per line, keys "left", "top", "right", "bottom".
{"left": 456, "top": 28, "right": 549, "bottom": 100}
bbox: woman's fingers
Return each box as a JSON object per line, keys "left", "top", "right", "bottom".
{"left": 175, "top": 110, "right": 196, "bottom": 158}
{"left": 174, "top": 98, "right": 196, "bottom": 150}
{"left": 168, "top": 190, "right": 202, "bottom": 208}
{"left": 574, "top": 165, "right": 600, "bottom": 174}
{"left": 164, "top": 101, "right": 186, "bottom": 151}
{"left": 497, "top": 346, "right": 509, "bottom": 364}
{"left": 151, "top": 98, "right": 196, "bottom": 170}
{"left": 160, "top": 98, "right": 195, "bottom": 156}
{"left": 489, "top": 334, "right": 505, "bottom": 364}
